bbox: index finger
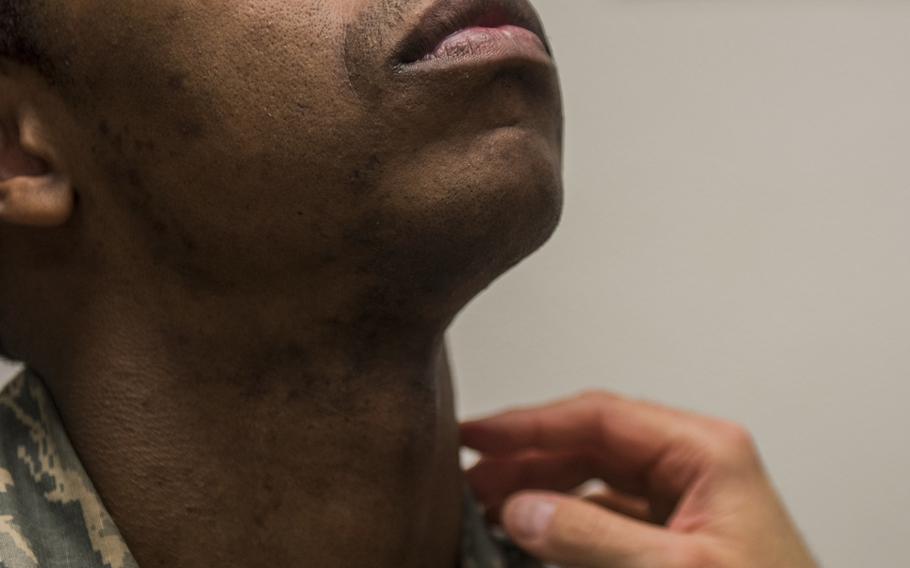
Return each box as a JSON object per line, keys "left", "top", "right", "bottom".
{"left": 461, "top": 392, "right": 718, "bottom": 494}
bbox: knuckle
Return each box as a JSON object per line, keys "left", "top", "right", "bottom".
{"left": 719, "top": 422, "right": 755, "bottom": 453}
{"left": 717, "top": 421, "right": 755, "bottom": 448}
{"left": 710, "top": 421, "right": 761, "bottom": 469}
{"left": 576, "top": 390, "right": 621, "bottom": 404}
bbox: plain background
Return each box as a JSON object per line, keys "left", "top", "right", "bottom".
{"left": 4, "top": 1, "right": 909, "bottom": 566}
{"left": 450, "top": 1, "right": 910, "bottom": 567}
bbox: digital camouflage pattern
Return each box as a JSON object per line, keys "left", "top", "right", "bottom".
{"left": 0, "top": 369, "right": 541, "bottom": 568}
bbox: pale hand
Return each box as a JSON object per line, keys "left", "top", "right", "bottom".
{"left": 462, "top": 392, "right": 819, "bottom": 568}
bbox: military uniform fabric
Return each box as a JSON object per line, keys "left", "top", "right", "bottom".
{"left": 0, "top": 369, "right": 541, "bottom": 568}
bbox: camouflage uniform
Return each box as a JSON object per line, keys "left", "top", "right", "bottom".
{"left": 0, "top": 369, "right": 541, "bottom": 568}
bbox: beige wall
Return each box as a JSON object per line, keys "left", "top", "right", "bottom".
{"left": 4, "top": 1, "right": 908, "bottom": 566}
{"left": 451, "top": 2, "right": 910, "bottom": 567}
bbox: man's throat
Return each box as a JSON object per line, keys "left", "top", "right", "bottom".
{"left": 47, "top": 342, "right": 465, "bottom": 568}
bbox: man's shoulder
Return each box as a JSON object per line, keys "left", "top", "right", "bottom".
{"left": 0, "top": 370, "right": 138, "bottom": 568}
{"left": 0, "top": 372, "right": 535, "bottom": 568}
{"left": 1, "top": 370, "right": 44, "bottom": 568}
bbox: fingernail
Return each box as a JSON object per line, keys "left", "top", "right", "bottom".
{"left": 510, "top": 497, "right": 557, "bottom": 540}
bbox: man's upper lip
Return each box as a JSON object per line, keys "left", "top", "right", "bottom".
{"left": 393, "top": 0, "right": 551, "bottom": 65}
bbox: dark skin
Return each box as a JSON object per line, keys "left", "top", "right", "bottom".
{"left": 0, "top": 1, "right": 563, "bottom": 567}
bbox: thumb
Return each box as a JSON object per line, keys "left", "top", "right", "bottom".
{"left": 501, "top": 491, "right": 679, "bottom": 568}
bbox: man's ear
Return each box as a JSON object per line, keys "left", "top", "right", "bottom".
{"left": 0, "top": 103, "right": 74, "bottom": 227}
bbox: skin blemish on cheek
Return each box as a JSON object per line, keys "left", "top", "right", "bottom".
{"left": 348, "top": 154, "right": 382, "bottom": 196}
{"left": 167, "top": 74, "right": 187, "bottom": 91}
{"left": 178, "top": 120, "right": 205, "bottom": 140}
{"left": 133, "top": 139, "right": 157, "bottom": 154}
{"left": 126, "top": 168, "right": 144, "bottom": 190}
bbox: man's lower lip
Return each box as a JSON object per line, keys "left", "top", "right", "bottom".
{"left": 405, "top": 25, "right": 550, "bottom": 67}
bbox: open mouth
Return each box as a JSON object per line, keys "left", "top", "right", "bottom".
{"left": 395, "top": 0, "right": 552, "bottom": 67}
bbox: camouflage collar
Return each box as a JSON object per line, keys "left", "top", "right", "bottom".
{"left": 0, "top": 369, "right": 539, "bottom": 568}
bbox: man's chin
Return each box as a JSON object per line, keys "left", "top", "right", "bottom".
{"left": 357, "top": 149, "right": 562, "bottom": 322}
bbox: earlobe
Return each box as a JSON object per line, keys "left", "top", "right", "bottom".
{"left": 0, "top": 108, "right": 74, "bottom": 227}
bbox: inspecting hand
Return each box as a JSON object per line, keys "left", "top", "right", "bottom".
{"left": 462, "top": 392, "right": 818, "bottom": 568}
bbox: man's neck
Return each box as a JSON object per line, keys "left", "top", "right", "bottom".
{"left": 37, "top": 291, "right": 465, "bottom": 568}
